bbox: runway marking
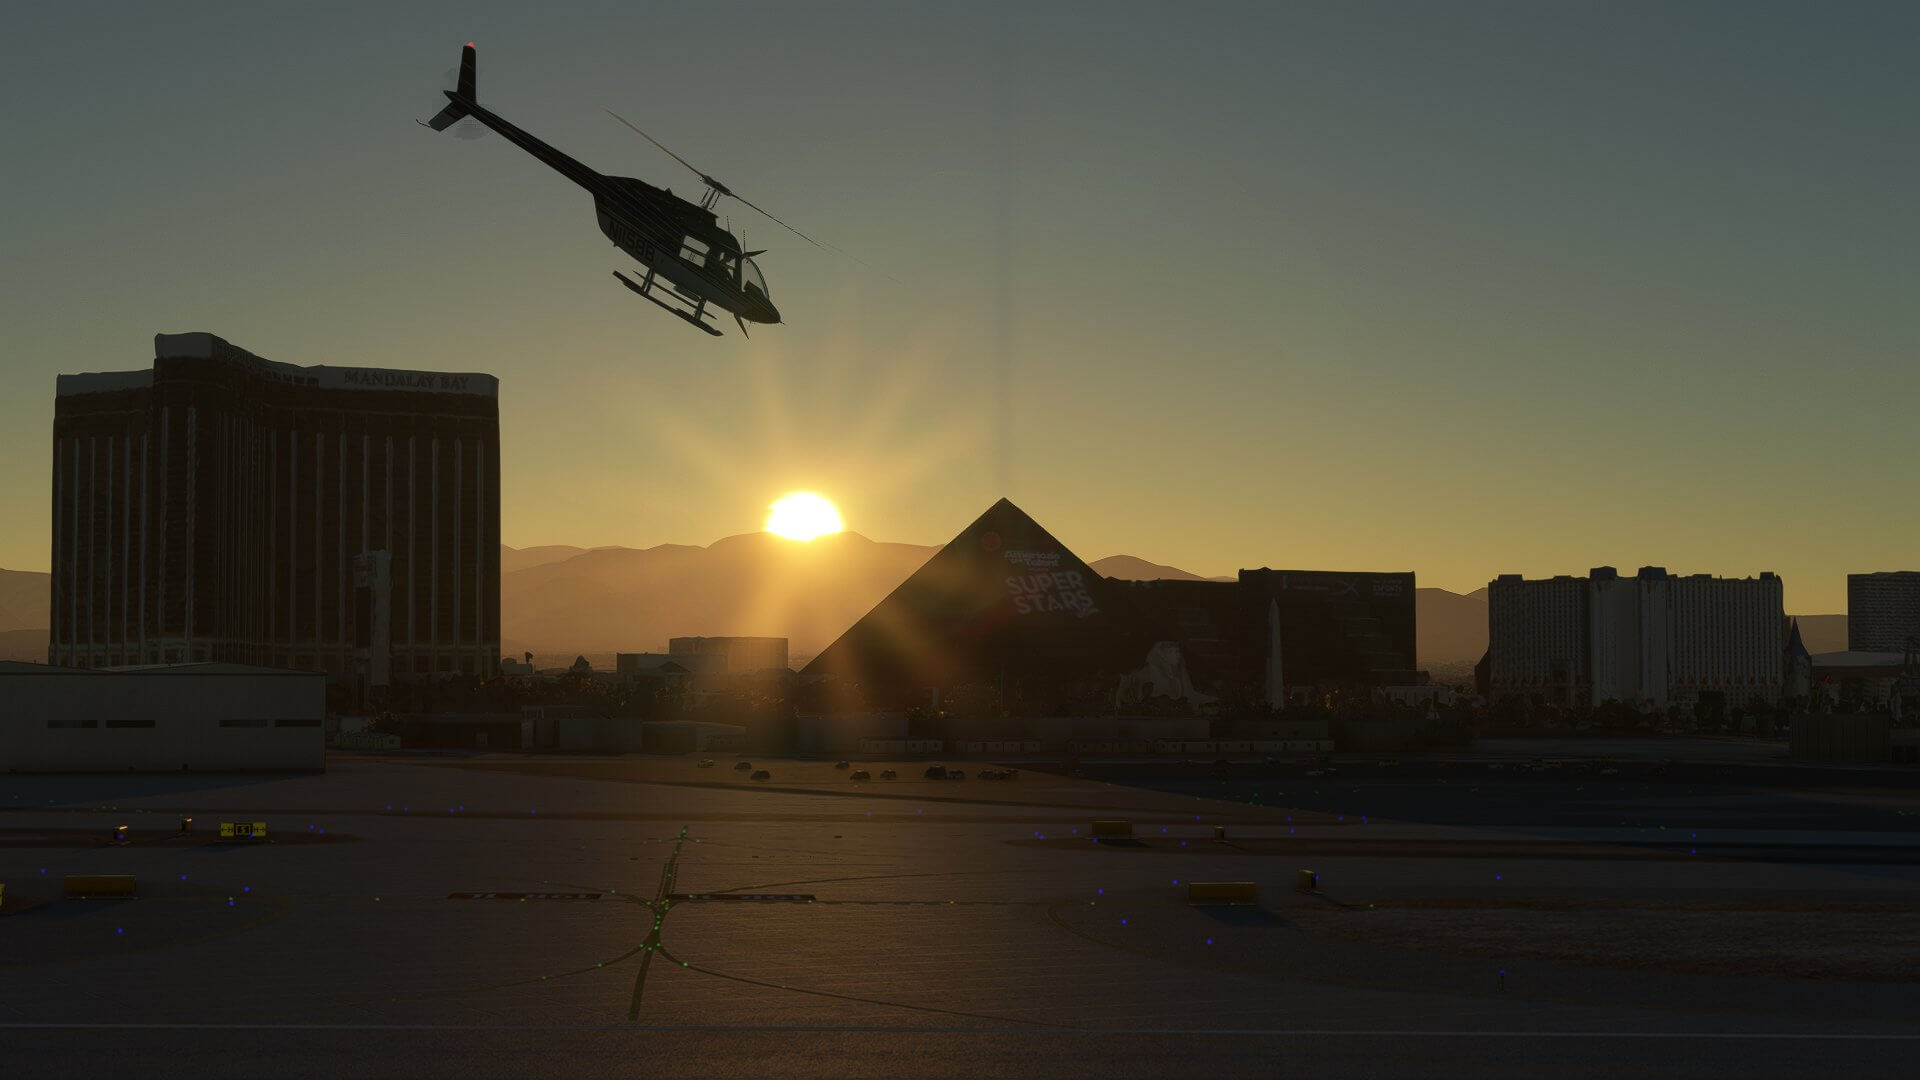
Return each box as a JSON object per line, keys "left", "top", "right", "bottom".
{"left": 531, "top": 826, "right": 1061, "bottom": 1027}
{"left": 1, "top": 1023, "right": 1917, "bottom": 1039}
{"left": 666, "top": 893, "right": 814, "bottom": 903}
{"left": 814, "top": 899, "right": 1042, "bottom": 907}
{"left": 446, "top": 892, "right": 601, "bottom": 901}
{"left": 627, "top": 825, "right": 688, "bottom": 1019}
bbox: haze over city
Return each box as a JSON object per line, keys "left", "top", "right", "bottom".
{"left": 5, "top": 6, "right": 1920, "bottom": 1078}
{"left": 4, "top": 1, "right": 1918, "bottom": 610}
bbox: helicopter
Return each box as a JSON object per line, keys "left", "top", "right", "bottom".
{"left": 421, "top": 42, "right": 816, "bottom": 337}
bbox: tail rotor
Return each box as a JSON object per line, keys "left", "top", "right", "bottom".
{"left": 437, "top": 67, "right": 485, "bottom": 140}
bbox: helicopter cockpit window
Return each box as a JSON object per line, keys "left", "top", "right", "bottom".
{"left": 740, "top": 257, "right": 768, "bottom": 299}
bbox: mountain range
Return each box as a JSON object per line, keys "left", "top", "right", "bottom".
{"left": 493, "top": 539, "right": 1852, "bottom": 667}
{"left": 0, "top": 542, "right": 1852, "bottom": 667}
{"left": 497, "top": 539, "right": 1503, "bottom": 668}
{"left": 0, "top": 568, "right": 48, "bottom": 661}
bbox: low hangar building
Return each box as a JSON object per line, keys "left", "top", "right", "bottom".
{"left": 0, "top": 661, "right": 325, "bottom": 772}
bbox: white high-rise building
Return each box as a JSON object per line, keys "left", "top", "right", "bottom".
{"left": 1666, "top": 572, "right": 1786, "bottom": 709}
{"left": 1487, "top": 574, "right": 1589, "bottom": 707}
{"left": 1489, "top": 566, "right": 1785, "bottom": 712}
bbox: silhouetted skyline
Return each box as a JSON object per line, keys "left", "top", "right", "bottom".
{"left": 8, "top": 11, "right": 1920, "bottom": 1076}
{"left": 3, "top": 2, "right": 1917, "bottom": 610}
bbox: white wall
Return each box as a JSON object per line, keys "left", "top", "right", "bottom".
{"left": 0, "top": 670, "right": 324, "bottom": 771}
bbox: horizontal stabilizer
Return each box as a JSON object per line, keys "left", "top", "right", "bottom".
{"left": 424, "top": 101, "right": 469, "bottom": 131}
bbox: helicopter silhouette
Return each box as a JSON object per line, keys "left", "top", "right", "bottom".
{"left": 422, "top": 43, "right": 817, "bottom": 337}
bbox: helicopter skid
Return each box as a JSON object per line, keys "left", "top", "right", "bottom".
{"left": 613, "top": 270, "right": 723, "bottom": 336}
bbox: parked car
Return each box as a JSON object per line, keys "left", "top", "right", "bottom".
{"left": 751, "top": 770, "right": 772, "bottom": 782}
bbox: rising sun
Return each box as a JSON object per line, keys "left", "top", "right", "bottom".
{"left": 764, "top": 492, "right": 844, "bottom": 541}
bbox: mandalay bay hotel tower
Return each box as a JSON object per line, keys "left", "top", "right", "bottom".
{"left": 49, "top": 333, "right": 500, "bottom": 692}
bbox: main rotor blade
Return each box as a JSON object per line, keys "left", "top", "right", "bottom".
{"left": 743, "top": 195, "right": 891, "bottom": 278}
{"left": 605, "top": 108, "right": 818, "bottom": 245}
{"left": 603, "top": 109, "right": 725, "bottom": 192}
{"left": 726, "top": 192, "right": 823, "bottom": 248}
{"left": 605, "top": 106, "right": 891, "bottom": 278}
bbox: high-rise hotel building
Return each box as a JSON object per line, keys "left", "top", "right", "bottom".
{"left": 50, "top": 332, "right": 500, "bottom": 681}
{"left": 1488, "top": 566, "right": 1785, "bottom": 711}
{"left": 1847, "top": 572, "right": 1920, "bottom": 653}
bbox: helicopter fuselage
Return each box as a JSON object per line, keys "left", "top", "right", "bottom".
{"left": 445, "top": 90, "right": 781, "bottom": 328}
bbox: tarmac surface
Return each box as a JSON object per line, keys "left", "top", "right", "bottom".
{"left": 3, "top": 748, "right": 1917, "bottom": 1078}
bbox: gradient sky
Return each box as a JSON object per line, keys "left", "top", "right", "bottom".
{"left": 2, "top": 1, "right": 1914, "bottom": 612}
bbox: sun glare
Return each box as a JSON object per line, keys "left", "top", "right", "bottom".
{"left": 765, "top": 492, "right": 844, "bottom": 541}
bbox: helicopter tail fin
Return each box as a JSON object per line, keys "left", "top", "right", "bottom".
{"left": 454, "top": 42, "right": 477, "bottom": 101}
{"left": 423, "top": 43, "right": 477, "bottom": 131}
